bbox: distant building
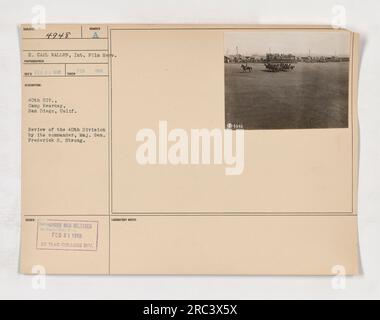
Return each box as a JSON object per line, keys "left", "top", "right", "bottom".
{"left": 265, "top": 53, "right": 296, "bottom": 63}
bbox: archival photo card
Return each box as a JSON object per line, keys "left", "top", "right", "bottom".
{"left": 224, "top": 31, "right": 350, "bottom": 130}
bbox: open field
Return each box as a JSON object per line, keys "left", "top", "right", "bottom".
{"left": 225, "top": 62, "right": 349, "bottom": 129}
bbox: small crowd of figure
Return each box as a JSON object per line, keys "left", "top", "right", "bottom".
{"left": 240, "top": 62, "right": 296, "bottom": 73}
{"left": 264, "top": 63, "right": 295, "bottom": 72}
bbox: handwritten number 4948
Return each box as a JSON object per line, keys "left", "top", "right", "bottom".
{"left": 46, "top": 32, "right": 71, "bottom": 39}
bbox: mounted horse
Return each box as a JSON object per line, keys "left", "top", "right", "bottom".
{"left": 241, "top": 64, "right": 253, "bottom": 72}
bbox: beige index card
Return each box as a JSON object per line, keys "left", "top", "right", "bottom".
{"left": 20, "top": 24, "right": 359, "bottom": 275}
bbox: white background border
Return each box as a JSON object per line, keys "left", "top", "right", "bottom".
{"left": 0, "top": 0, "right": 379, "bottom": 299}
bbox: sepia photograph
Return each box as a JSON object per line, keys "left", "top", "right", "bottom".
{"left": 225, "top": 31, "right": 350, "bottom": 129}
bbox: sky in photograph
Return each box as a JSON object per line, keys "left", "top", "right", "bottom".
{"left": 224, "top": 31, "right": 350, "bottom": 57}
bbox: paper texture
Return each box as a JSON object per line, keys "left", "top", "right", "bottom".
{"left": 20, "top": 24, "right": 359, "bottom": 275}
